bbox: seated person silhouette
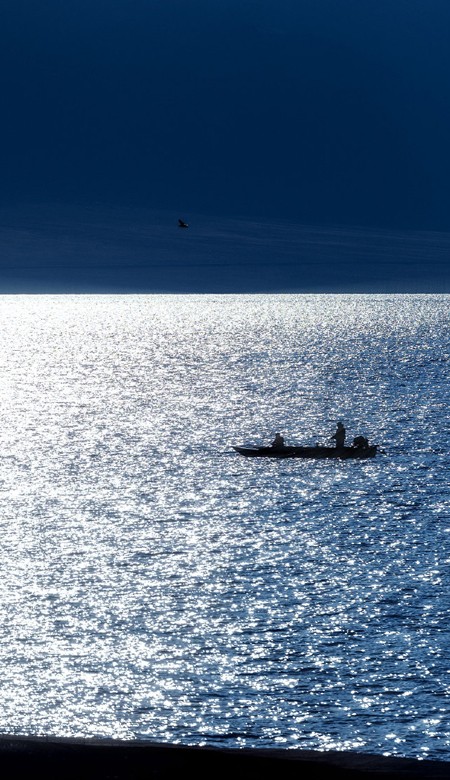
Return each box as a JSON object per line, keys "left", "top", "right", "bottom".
{"left": 271, "top": 433, "right": 285, "bottom": 449}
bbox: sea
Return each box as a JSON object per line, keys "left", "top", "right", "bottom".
{"left": 0, "top": 293, "right": 449, "bottom": 760}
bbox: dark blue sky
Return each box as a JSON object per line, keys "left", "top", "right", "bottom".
{"left": 1, "top": 1, "right": 450, "bottom": 290}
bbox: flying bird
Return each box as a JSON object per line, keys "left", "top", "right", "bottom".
{"left": 178, "top": 219, "right": 189, "bottom": 228}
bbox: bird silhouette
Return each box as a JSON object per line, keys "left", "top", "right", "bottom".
{"left": 178, "top": 219, "right": 189, "bottom": 228}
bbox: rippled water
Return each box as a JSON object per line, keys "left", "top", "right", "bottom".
{"left": 0, "top": 294, "right": 449, "bottom": 760}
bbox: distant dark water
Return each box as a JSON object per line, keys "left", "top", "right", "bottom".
{"left": 0, "top": 205, "right": 449, "bottom": 292}
{"left": 0, "top": 294, "right": 448, "bottom": 759}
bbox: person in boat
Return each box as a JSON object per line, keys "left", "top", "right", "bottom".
{"left": 331, "top": 421, "right": 346, "bottom": 448}
{"left": 271, "top": 433, "right": 285, "bottom": 449}
{"left": 353, "top": 435, "right": 369, "bottom": 449}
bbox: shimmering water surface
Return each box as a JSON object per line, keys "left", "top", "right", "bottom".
{"left": 0, "top": 294, "right": 449, "bottom": 760}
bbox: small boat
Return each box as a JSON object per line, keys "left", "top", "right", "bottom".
{"left": 233, "top": 445, "right": 378, "bottom": 459}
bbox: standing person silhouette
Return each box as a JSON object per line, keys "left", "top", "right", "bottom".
{"left": 332, "top": 421, "right": 346, "bottom": 448}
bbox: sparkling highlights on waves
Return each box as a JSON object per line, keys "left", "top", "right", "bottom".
{"left": 0, "top": 294, "right": 448, "bottom": 758}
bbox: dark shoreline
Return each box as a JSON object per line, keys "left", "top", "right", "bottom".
{"left": 0, "top": 736, "right": 448, "bottom": 779}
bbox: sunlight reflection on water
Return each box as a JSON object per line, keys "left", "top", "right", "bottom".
{"left": 0, "top": 294, "right": 449, "bottom": 758}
